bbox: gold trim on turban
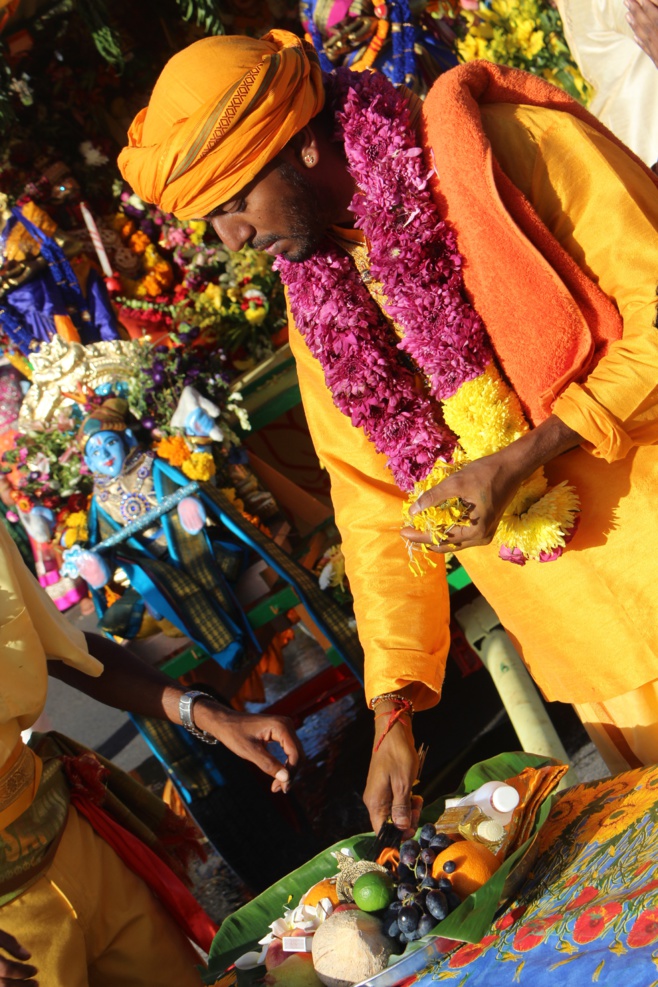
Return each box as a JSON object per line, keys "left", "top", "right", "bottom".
{"left": 118, "top": 30, "right": 325, "bottom": 221}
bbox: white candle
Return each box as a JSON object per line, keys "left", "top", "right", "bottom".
{"left": 79, "top": 201, "right": 113, "bottom": 279}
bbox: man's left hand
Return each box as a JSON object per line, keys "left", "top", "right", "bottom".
{"left": 194, "top": 702, "right": 304, "bottom": 793}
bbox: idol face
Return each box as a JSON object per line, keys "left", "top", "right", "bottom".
{"left": 84, "top": 431, "right": 128, "bottom": 478}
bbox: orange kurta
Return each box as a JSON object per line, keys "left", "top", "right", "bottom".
{"left": 289, "top": 102, "right": 658, "bottom": 710}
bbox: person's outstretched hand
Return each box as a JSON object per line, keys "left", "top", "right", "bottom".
{"left": 194, "top": 702, "right": 304, "bottom": 793}
{"left": 626, "top": 0, "right": 658, "bottom": 67}
{"left": 363, "top": 709, "right": 422, "bottom": 837}
{"left": 0, "top": 931, "right": 38, "bottom": 986}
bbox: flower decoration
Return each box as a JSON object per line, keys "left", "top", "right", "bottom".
{"left": 61, "top": 509, "right": 90, "bottom": 548}
{"left": 278, "top": 68, "right": 579, "bottom": 567}
{"left": 78, "top": 141, "right": 109, "bottom": 168}
{"left": 315, "top": 543, "right": 354, "bottom": 610}
{"left": 181, "top": 451, "right": 216, "bottom": 481}
{"left": 108, "top": 192, "right": 288, "bottom": 364}
{"left": 2, "top": 425, "right": 93, "bottom": 515}
{"left": 456, "top": 0, "right": 592, "bottom": 104}
{"left": 155, "top": 434, "right": 192, "bottom": 468}
{"left": 125, "top": 328, "right": 248, "bottom": 448}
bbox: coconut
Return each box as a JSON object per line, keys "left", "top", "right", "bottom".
{"left": 311, "top": 908, "right": 394, "bottom": 987}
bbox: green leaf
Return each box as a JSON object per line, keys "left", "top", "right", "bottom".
{"left": 207, "top": 834, "right": 374, "bottom": 982}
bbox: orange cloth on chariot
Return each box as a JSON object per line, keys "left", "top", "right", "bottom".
{"left": 118, "top": 30, "right": 325, "bottom": 221}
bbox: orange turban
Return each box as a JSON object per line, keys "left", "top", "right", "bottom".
{"left": 118, "top": 31, "right": 325, "bottom": 221}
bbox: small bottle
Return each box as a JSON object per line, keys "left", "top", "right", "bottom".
{"left": 433, "top": 804, "right": 506, "bottom": 853}
{"left": 444, "top": 781, "right": 520, "bottom": 826}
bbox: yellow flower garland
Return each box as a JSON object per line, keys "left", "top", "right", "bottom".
{"left": 403, "top": 363, "right": 579, "bottom": 569}
{"left": 181, "top": 452, "right": 216, "bottom": 482}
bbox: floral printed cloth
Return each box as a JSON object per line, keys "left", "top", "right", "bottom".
{"left": 408, "top": 765, "right": 658, "bottom": 985}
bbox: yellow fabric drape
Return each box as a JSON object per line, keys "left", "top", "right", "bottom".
{"left": 0, "top": 806, "right": 203, "bottom": 987}
{"left": 118, "top": 31, "right": 325, "bottom": 221}
{"left": 289, "top": 102, "right": 658, "bottom": 708}
{"left": 575, "top": 679, "right": 658, "bottom": 774}
{"left": 556, "top": 0, "right": 658, "bottom": 167}
{"left": 0, "top": 523, "right": 101, "bottom": 774}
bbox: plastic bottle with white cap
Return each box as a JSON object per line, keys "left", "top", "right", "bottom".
{"left": 444, "top": 781, "right": 520, "bottom": 825}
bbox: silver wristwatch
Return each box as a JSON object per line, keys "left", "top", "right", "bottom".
{"left": 178, "top": 691, "right": 218, "bottom": 744}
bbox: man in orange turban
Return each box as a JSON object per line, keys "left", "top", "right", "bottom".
{"left": 118, "top": 31, "right": 325, "bottom": 222}
{"left": 120, "top": 35, "right": 658, "bottom": 851}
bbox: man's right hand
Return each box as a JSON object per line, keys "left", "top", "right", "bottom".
{"left": 0, "top": 931, "right": 38, "bottom": 985}
{"left": 363, "top": 709, "right": 421, "bottom": 837}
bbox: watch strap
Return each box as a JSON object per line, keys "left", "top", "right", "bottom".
{"left": 178, "top": 690, "right": 218, "bottom": 744}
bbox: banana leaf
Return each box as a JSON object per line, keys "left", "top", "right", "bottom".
{"left": 206, "top": 751, "right": 561, "bottom": 985}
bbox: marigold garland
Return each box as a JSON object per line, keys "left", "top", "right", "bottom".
{"left": 278, "top": 69, "right": 579, "bottom": 566}
{"left": 181, "top": 452, "right": 216, "bottom": 482}
{"left": 155, "top": 434, "right": 192, "bottom": 467}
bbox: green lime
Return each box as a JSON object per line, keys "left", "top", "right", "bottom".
{"left": 352, "top": 871, "right": 395, "bottom": 912}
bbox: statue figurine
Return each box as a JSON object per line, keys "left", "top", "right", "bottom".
{"left": 64, "top": 391, "right": 255, "bottom": 672}
{"left": 70, "top": 395, "right": 207, "bottom": 590}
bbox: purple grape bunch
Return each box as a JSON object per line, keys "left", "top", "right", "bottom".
{"left": 383, "top": 823, "right": 462, "bottom": 949}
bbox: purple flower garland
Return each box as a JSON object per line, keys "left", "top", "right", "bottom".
{"left": 276, "top": 68, "right": 492, "bottom": 492}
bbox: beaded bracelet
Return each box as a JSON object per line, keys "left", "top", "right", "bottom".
{"left": 369, "top": 692, "right": 415, "bottom": 714}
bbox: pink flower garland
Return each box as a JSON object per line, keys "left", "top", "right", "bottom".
{"left": 276, "top": 69, "right": 492, "bottom": 492}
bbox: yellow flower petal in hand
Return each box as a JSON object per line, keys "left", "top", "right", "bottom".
{"left": 402, "top": 459, "right": 472, "bottom": 560}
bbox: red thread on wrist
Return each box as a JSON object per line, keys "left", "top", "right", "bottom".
{"left": 373, "top": 697, "right": 414, "bottom": 752}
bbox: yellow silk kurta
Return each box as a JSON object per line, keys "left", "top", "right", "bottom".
{"left": 289, "top": 102, "right": 658, "bottom": 710}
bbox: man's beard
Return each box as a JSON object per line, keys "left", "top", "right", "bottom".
{"left": 252, "top": 161, "right": 329, "bottom": 262}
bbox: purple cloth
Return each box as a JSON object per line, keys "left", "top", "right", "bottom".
{"left": 2, "top": 266, "right": 119, "bottom": 347}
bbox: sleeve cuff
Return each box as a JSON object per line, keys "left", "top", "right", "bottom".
{"left": 552, "top": 383, "right": 635, "bottom": 463}
{"left": 365, "top": 648, "right": 447, "bottom": 712}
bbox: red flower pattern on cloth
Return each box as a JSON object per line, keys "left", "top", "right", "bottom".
{"left": 448, "top": 934, "right": 499, "bottom": 968}
{"left": 512, "top": 915, "right": 561, "bottom": 952}
{"left": 495, "top": 905, "right": 528, "bottom": 932}
{"left": 627, "top": 907, "right": 658, "bottom": 948}
{"left": 572, "top": 902, "right": 623, "bottom": 944}
{"left": 566, "top": 886, "right": 599, "bottom": 911}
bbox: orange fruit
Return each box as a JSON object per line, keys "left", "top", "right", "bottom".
{"left": 302, "top": 877, "right": 340, "bottom": 908}
{"left": 431, "top": 840, "right": 500, "bottom": 900}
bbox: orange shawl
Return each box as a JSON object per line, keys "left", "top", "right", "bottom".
{"left": 422, "top": 60, "right": 658, "bottom": 424}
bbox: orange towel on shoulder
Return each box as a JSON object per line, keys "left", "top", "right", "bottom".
{"left": 422, "top": 61, "right": 658, "bottom": 425}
